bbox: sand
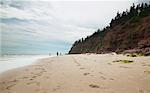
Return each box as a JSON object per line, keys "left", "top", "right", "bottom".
{"left": 0, "top": 54, "right": 150, "bottom": 93}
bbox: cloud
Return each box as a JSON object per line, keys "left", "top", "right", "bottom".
{"left": 0, "top": 0, "right": 54, "bottom": 21}
{"left": 0, "top": 0, "right": 140, "bottom": 54}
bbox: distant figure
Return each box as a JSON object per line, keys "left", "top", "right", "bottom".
{"left": 49, "top": 53, "right": 51, "bottom": 56}
{"left": 57, "top": 52, "right": 59, "bottom": 56}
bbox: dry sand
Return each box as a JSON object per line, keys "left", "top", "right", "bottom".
{"left": 0, "top": 54, "right": 150, "bottom": 93}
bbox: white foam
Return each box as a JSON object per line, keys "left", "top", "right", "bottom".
{"left": 0, "top": 55, "right": 51, "bottom": 73}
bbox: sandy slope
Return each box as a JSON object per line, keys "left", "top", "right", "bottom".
{"left": 0, "top": 54, "right": 150, "bottom": 93}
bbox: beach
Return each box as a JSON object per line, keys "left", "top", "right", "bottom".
{"left": 0, "top": 54, "right": 150, "bottom": 93}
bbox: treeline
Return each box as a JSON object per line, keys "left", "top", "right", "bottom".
{"left": 110, "top": 3, "right": 150, "bottom": 27}
{"left": 72, "top": 2, "right": 150, "bottom": 47}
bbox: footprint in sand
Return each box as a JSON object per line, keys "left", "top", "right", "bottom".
{"left": 139, "top": 89, "right": 144, "bottom": 93}
{"left": 77, "top": 64, "right": 81, "bottom": 66}
{"left": 107, "top": 63, "right": 112, "bottom": 65}
{"left": 2, "top": 79, "right": 19, "bottom": 88}
{"left": 0, "top": 81, "right": 5, "bottom": 84}
{"left": 80, "top": 68, "right": 86, "bottom": 69}
{"left": 109, "top": 78, "right": 114, "bottom": 80}
{"left": 27, "top": 81, "right": 40, "bottom": 86}
{"left": 99, "top": 72, "right": 114, "bottom": 80}
{"left": 99, "top": 72, "right": 105, "bottom": 75}
{"left": 44, "top": 76, "right": 50, "bottom": 79}
{"left": 21, "top": 76, "right": 28, "bottom": 79}
{"left": 100, "top": 76, "right": 106, "bottom": 80}
{"left": 72, "top": 57, "right": 81, "bottom": 66}
{"left": 29, "top": 78, "right": 34, "bottom": 81}
{"left": 31, "top": 76, "right": 37, "bottom": 79}
{"left": 6, "top": 84, "right": 16, "bottom": 90}
{"left": 52, "top": 86, "right": 61, "bottom": 92}
{"left": 83, "top": 73, "right": 90, "bottom": 76}
{"left": 144, "top": 70, "right": 150, "bottom": 74}
{"left": 8, "top": 79, "right": 19, "bottom": 83}
{"left": 89, "top": 84, "right": 99, "bottom": 88}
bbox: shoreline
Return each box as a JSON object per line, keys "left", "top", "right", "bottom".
{"left": 0, "top": 55, "right": 52, "bottom": 73}
{"left": 0, "top": 54, "right": 150, "bottom": 93}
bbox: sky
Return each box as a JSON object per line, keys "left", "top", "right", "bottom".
{"left": 0, "top": 0, "right": 147, "bottom": 55}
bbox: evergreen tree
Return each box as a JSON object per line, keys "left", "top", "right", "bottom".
{"left": 71, "top": 2, "right": 150, "bottom": 48}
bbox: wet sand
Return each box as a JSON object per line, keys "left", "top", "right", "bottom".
{"left": 0, "top": 54, "right": 150, "bottom": 93}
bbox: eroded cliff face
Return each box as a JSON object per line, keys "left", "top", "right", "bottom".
{"left": 69, "top": 15, "right": 150, "bottom": 54}
{"left": 103, "top": 16, "right": 150, "bottom": 52}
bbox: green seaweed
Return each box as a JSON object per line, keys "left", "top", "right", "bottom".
{"left": 121, "top": 60, "right": 133, "bottom": 63}
{"left": 126, "top": 53, "right": 145, "bottom": 57}
{"left": 113, "top": 60, "right": 133, "bottom": 64}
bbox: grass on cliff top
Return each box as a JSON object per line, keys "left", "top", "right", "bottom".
{"left": 113, "top": 60, "right": 134, "bottom": 64}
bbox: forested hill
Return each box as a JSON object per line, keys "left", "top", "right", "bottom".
{"left": 69, "top": 3, "right": 150, "bottom": 55}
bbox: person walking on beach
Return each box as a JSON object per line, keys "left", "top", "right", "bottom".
{"left": 57, "top": 52, "right": 59, "bottom": 56}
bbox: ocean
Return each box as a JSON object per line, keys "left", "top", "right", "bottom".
{"left": 0, "top": 55, "right": 50, "bottom": 73}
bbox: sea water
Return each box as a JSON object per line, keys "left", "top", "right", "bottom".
{"left": 0, "top": 55, "right": 50, "bottom": 73}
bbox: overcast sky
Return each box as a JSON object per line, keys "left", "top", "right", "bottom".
{"left": 0, "top": 0, "right": 146, "bottom": 54}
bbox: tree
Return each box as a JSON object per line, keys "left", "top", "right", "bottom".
{"left": 71, "top": 2, "right": 150, "bottom": 49}
{"left": 81, "top": 38, "right": 84, "bottom": 42}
